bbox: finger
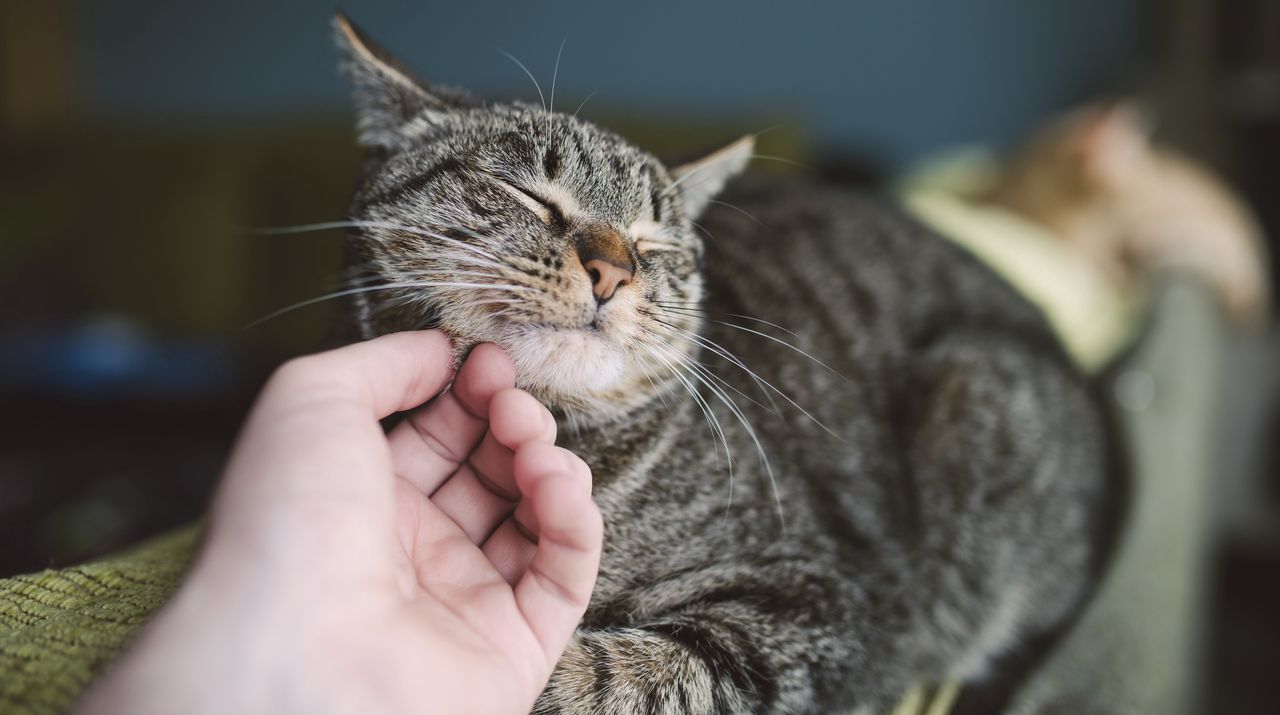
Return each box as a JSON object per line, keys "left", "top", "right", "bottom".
{"left": 402, "top": 482, "right": 509, "bottom": 598}
{"left": 478, "top": 478, "right": 551, "bottom": 586}
{"left": 489, "top": 388, "right": 558, "bottom": 451}
{"left": 480, "top": 519, "right": 537, "bottom": 586}
{"left": 428, "top": 390, "right": 557, "bottom": 544}
{"left": 480, "top": 444, "right": 591, "bottom": 580}
{"left": 513, "top": 462, "right": 602, "bottom": 662}
{"left": 511, "top": 443, "right": 593, "bottom": 510}
{"left": 212, "top": 331, "right": 455, "bottom": 548}
{"left": 387, "top": 343, "right": 515, "bottom": 494}
{"left": 263, "top": 330, "right": 455, "bottom": 419}
{"left": 425, "top": 460, "right": 518, "bottom": 544}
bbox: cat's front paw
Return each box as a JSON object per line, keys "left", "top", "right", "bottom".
{"left": 533, "top": 627, "right": 758, "bottom": 715}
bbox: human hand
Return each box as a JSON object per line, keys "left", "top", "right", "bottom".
{"left": 77, "top": 331, "right": 602, "bottom": 715}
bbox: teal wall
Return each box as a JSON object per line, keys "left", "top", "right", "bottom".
{"left": 75, "top": 0, "right": 1144, "bottom": 166}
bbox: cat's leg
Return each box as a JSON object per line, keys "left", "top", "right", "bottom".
{"left": 900, "top": 330, "right": 1118, "bottom": 710}
{"left": 533, "top": 625, "right": 759, "bottom": 714}
{"left": 531, "top": 577, "right": 904, "bottom": 715}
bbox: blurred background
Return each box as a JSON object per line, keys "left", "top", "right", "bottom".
{"left": 1, "top": 1, "right": 1277, "bottom": 713}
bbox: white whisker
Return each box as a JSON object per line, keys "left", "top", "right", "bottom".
{"left": 572, "top": 90, "right": 597, "bottom": 119}
{"left": 706, "top": 199, "right": 764, "bottom": 226}
{"left": 648, "top": 339, "right": 785, "bottom": 529}
{"left": 497, "top": 48, "right": 546, "bottom": 115}
{"left": 549, "top": 36, "right": 566, "bottom": 117}
{"left": 245, "top": 280, "right": 535, "bottom": 330}
{"left": 251, "top": 218, "right": 509, "bottom": 267}
{"left": 643, "top": 344, "right": 731, "bottom": 477}
{"left": 653, "top": 315, "right": 845, "bottom": 442}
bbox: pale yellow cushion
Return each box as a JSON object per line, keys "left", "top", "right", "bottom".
{"left": 898, "top": 151, "right": 1145, "bottom": 373}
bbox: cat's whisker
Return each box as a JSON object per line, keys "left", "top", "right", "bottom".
{"left": 689, "top": 220, "right": 724, "bottom": 249}
{"left": 641, "top": 362, "right": 675, "bottom": 413}
{"left": 651, "top": 312, "right": 779, "bottom": 412}
{"left": 747, "top": 153, "right": 811, "bottom": 171}
{"left": 382, "top": 222, "right": 508, "bottom": 265}
{"left": 706, "top": 199, "right": 765, "bottom": 226}
{"left": 661, "top": 164, "right": 718, "bottom": 200}
{"left": 333, "top": 264, "right": 509, "bottom": 293}
{"left": 470, "top": 297, "right": 522, "bottom": 306}
{"left": 253, "top": 218, "right": 512, "bottom": 269}
{"left": 710, "top": 320, "right": 851, "bottom": 385}
{"left": 640, "top": 310, "right": 775, "bottom": 415}
{"left": 629, "top": 344, "right": 677, "bottom": 415}
{"left": 654, "top": 303, "right": 847, "bottom": 381}
{"left": 245, "top": 280, "right": 535, "bottom": 330}
{"left": 247, "top": 221, "right": 372, "bottom": 236}
{"left": 439, "top": 269, "right": 511, "bottom": 282}
{"left": 549, "top": 36, "right": 566, "bottom": 122}
{"left": 571, "top": 90, "right": 597, "bottom": 119}
{"left": 497, "top": 48, "right": 546, "bottom": 115}
{"left": 722, "top": 312, "right": 801, "bottom": 339}
{"left": 642, "top": 344, "right": 732, "bottom": 478}
{"left": 654, "top": 315, "right": 845, "bottom": 443}
{"left": 648, "top": 339, "right": 785, "bottom": 529}
{"left": 746, "top": 124, "right": 783, "bottom": 141}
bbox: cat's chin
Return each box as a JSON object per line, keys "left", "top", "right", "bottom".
{"left": 497, "top": 325, "right": 629, "bottom": 405}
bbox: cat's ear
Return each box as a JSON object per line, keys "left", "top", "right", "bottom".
{"left": 1070, "top": 101, "right": 1152, "bottom": 183}
{"left": 670, "top": 136, "right": 755, "bottom": 219}
{"left": 333, "top": 12, "right": 464, "bottom": 150}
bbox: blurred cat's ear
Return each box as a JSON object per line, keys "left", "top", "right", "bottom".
{"left": 1071, "top": 101, "right": 1152, "bottom": 183}
{"left": 333, "top": 12, "right": 467, "bottom": 150}
{"left": 670, "top": 136, "right": 755, "bottom": 219}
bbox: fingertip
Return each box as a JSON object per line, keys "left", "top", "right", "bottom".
{"left": 453, "top": 343, "right": 517, "bottom": 418}
{"left": 385, "top": 330, "right": 456, "bottom": 374}
{"left": 469, "top": 342, "right": 515, "bottom": 376}
{"left": 405, "top": 328, "right": 454, "bottom": 353}
{"left": 491, "top": 388, "right": 557, "bottom": 448}
{"left": 267, "top": 329, "right": 457, "bottom": 417}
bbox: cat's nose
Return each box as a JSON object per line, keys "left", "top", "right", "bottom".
{"left": 575, "top": 224, "right": 635, "bottom": 303}
{"left": 581, "top": 256, "right": 633, "bottom": 303}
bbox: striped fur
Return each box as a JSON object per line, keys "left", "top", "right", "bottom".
{"left": 333, "top": 16, "right": 1118, "bottom": 714}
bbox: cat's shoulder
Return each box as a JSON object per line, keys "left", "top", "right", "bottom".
{"left": 707, "top": 173, "right": 966, "bottom": 260}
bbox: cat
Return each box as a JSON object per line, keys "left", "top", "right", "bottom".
{"left": 987, "top": 101, "right": 1271, "bottom": 330}
{"left": 331, "top": 14, "right": 1122, "bottom": 714}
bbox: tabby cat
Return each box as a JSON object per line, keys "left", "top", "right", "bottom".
{"left": 332, "top": 15, "right": 1120, "bottom": 715}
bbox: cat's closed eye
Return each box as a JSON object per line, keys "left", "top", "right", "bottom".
{"left": 498, "top": 182, "right": 564, "bottom": 226}
{"left": 630, "top": 220, "right": 683, "bottom": 254}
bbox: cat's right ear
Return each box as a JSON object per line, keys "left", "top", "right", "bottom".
{"left": 333, "top": 12, "right": 461, "bottom": 150}
{"left": 670, "top": 136, "right": 755, "bottom": 219}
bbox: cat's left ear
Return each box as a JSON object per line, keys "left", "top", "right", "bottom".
{"left": 670, "top": 136, "right": 755, "bottom": 219}
{"left": 333, "top": 12, "right": 468, "bottom": 150}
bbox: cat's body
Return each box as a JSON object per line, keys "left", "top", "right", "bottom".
{"left": 531, "top": 179, "right": 1114, "bottom": 713}
{"left": 332, "top": 15, "right": 1119, "bottom": 714}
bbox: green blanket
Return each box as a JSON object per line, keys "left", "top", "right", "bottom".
{"left": 0, "top": 526, "right": 201, "bottom": 714}
{"left": 0, "top": 525, "right": 958, "bottom": 715}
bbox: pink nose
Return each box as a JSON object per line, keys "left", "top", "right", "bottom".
{"left": 582, "top": 258, "right": 634, "bottom": 303}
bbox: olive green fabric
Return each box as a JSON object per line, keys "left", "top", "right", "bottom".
{"left": 0, "top": 526, "right": 201, "bottom": 714}
{"left": 0, "top": 523, "right": 957, "bottom": 715}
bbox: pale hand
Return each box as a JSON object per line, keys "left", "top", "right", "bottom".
{"left": 77, "top": 331, "right": 602, "bottom": 715}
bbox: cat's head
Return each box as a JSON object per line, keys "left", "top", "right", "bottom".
{"left": 334, "top": 14, "right": 752, "bottom": 424}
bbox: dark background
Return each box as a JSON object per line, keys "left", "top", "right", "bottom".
{"left": 2, "top": 1, "right": 1278, "bottom": 713}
